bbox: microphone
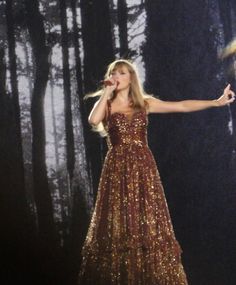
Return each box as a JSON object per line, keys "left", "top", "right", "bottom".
{"left": 100, "top": 79, "right": 114, "bottom": 87}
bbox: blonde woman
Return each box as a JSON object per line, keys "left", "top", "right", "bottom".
{"left": 78, "top": 59, "right": 235, "bottom": 285}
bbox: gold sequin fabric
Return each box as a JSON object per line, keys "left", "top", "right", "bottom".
{"left": 78, "top": 105, "right": 188, "bottom": 285}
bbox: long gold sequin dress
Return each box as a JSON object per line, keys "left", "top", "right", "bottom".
{"left": 78, "top": 104, "right": 188, "bottom": 285}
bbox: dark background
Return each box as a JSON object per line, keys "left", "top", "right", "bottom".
{"left": 0, "top": 0, "right": 236, "bottom": 284}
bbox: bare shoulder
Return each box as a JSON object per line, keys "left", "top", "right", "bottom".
{"left": 145, "top": 97, "right": 162, "bottom": 113}
{"left": 145, "top": 97, "right": 161, "bottom": 104}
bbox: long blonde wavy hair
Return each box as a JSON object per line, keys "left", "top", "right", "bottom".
{"left": 85, "top": 59, "right": 152, "bottom": 136}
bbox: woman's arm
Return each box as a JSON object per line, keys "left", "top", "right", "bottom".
{"left": 88, "top": 79, "right": 117, "bottom": 125}
{"left": 147, "top": 84, "right": 235, "bottom": 113}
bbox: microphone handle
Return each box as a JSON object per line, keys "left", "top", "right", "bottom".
{"left": 101, "top": 80, "right": 114, "bottom": 86}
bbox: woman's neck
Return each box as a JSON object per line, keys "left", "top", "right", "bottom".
{"left": 115, "top": 89, "right": 130, "bottom": 102}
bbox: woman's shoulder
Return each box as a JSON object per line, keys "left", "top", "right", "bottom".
{"left": 144, "top": 95, "right": 155, "bottom": 110}
{"left": 144, "top": 95, "right": 163, "bottom": 114}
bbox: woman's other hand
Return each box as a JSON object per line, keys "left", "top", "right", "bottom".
{"left": 215, "top": 84, "right": 235, "bottom": 106}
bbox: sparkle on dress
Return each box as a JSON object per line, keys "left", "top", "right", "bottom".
{"left": 78, "top": 100, "right": 188, "bottom": 285}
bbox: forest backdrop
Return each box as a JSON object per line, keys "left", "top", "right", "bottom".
{"left": 0, "top": 0, "right": 236, "bottom": 284}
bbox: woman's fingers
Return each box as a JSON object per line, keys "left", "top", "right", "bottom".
{"left": 223, "top": 84, "right": 235, "bottom": 102}
{"left": 223, "top": 84, "right": 231, "bottom": 96}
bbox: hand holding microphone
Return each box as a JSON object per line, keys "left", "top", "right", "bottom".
{"left": 102, "top": 79, "right": 115, "bottom": 86}
{"left": 101, "top": 77, "right": 118, "bottom": 92}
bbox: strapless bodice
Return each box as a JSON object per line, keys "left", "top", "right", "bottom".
{"left": 106, "top": 110, "right": 148, "bottom": 148}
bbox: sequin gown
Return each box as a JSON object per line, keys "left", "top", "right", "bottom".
{"left": 78, "top": 103, "right": 188, "bottom": 285}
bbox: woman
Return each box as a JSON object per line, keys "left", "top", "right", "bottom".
{"left": 78, "top": 59, "right": 235, "bottom": 285}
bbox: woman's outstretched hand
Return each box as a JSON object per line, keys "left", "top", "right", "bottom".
{"left": 215, "top": 84, "right": 235, "bottom": 106}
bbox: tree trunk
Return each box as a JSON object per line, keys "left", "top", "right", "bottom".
{"left": 24, "top": 0, "right": 58, "bottom": 245}
{"left": 69, "top": 0, "right": 92, "bottom": 260}
{"left": 117, "top": 0, "right": 129, "bottom": 57}
{"left": 70, "top": 0, "right": 91, "bottom": 179}
{"left": 24, "top": 1, "right": 67, "bottom": 283}
{"left": 59, "top": 0, "right": 75, "bottom": 185}
{"left": 70, "top": 0, "right": 84, "bottom": 99}
{"left": 5, "top": 0, "right": 29, "bottom": 223}
{"left": 1, "top": 5, "right": 35, "bottom": 280}
{"left": 80, "top": 0, "right": 115, "bottom": 197}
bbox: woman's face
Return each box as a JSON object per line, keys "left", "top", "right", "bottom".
{"left": 110, "top": 65, "right": 131, "bottom": 92}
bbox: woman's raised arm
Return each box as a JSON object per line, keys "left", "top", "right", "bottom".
{"left": 88, "top": 80, "right": 117, "bottom": 126}
{"left": 147, "top": 84, "right": 235, "bottom": 114}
